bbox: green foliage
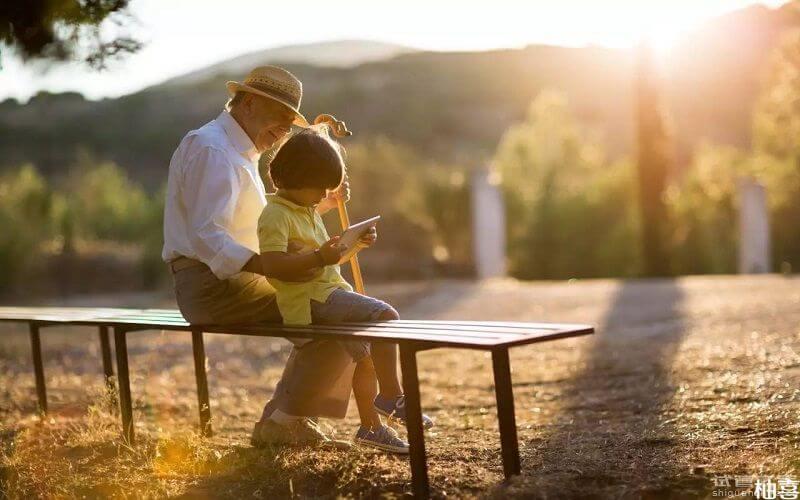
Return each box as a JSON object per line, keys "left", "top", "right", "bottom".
{"left": 63, "top": 153, "right": 151, "bottom": 242}
{"left": 416, "top": 171, "right": 472, "bottom": 272}
{"left": 666, "top": 144, "right": 800, "bottom": 275}
{"left": 494, "top": 91, "right": 640, "bottom": 279}
{"left": 0, "top": 159, "right": 166, "bottom": 295}
{"left": 140, "top": 184, "right": 166, "bottom": 288}
{"left": 751, "top": 28, "right": 800, "bottom": 271}
{"left": 754, "top": 29, "right": 800, "bottom": 160}
{"left": 0, "top": 165, "right": 57, "bottom": 291}
{"left": 666, "top": 145, "right": 745, "bottom": 275}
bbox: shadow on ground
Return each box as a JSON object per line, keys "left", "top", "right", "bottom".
{"left": 496, "top": 279, "right": 712, "bottom": 499}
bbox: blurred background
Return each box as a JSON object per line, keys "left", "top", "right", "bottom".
{"left": 1, "top": 0, "right": 799, "bottom": 298}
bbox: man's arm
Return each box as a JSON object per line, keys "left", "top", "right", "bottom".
{"left": 241, "top": 254, "right": 264, "bottom": 275}
{"left": 183, "top": 147, "right": 256, "bottom": 280}
{"left": 241, "top": 254, "right": 318, "bottom": 281}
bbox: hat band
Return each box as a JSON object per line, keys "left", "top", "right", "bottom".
{"left": 246, "top": 81, "right": 300, "bottom": 109}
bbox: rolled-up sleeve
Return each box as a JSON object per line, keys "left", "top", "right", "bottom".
{"left": 182, "top": 147, "right": 255, "bottom": 279}
{"left": 258, "top": 207, "right": 291, "bottom": 253}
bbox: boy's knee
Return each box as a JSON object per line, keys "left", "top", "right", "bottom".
{"left": 377, "top": 307, "right": 399, "bottom": 321}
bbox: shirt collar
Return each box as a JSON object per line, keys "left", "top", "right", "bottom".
{"left": 217, "top": 111, "right": 260, "bottom": 164}
{"left": 267, "top": 193, "right": 314, "bottom": 213}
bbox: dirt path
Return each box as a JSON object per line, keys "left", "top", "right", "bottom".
{"left": 1, "top": 276, "right": 799, "bottom": 498}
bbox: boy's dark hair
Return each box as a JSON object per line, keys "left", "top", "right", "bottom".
{"left": 269, "top": 128, "right": 345, "bottom": 190}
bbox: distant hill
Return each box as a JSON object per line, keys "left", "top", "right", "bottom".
{"left": 162, "top": 40, "right": 416, "bottom": 86}
{"left": 0, "top": 5, "right": 798, "bottom": 188}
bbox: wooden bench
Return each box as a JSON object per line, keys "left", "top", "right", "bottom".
{"left": 0, "top": 306, "right": 593, "bottom": 498}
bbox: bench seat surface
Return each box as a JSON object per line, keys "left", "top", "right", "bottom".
{"left": 0, "top": 307, "right": 593, "bottom": 349}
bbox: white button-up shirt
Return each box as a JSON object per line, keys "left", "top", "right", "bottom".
{"left": 162, "top": 111, "right": 267, "bottom": 280}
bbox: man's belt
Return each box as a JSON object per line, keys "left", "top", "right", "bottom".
{"left": 168, "top": 256, "right": 206, "bottom": 274}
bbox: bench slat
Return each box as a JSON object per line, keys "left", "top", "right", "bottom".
{"left": 86, "top": 317, "right": 523, "bottom": 341}
{"left": 87, "top": 313, "right": 569, "bottom": 339}
{"left": 87, "top": 314, "right": 541, "bottom": 338}
{"left": 84, "top": 311, "right": 581, "bottom": 335}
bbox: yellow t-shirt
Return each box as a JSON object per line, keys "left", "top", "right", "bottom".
{"left": 257, "top": 194, "right": 353, "bottom": 325}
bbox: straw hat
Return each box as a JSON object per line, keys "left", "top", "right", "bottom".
{"left": 226, "top": 66, "right": 309, "bottom": 128}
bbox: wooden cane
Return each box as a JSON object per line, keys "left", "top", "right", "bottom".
{"left": 313, "top": 114, "right": 366, "bottom": 294}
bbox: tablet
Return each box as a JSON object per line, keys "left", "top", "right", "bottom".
{"left": 337, "top": 215, "right": 380, "bottom": 264}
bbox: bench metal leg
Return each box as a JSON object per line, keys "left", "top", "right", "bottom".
{"left": 492, "top": 348, "right": 521, "bottom": 479}
{"left": 399, "top": 344, "right": 430, "bottom": 499}
{"left": 191, "top": 330, "right": 212, "bottom": 437}
{"left": 28, "top": 323, "right": 47, "bottom": 415}
{"left": 98, "top": 326, "right": 116, "bottom": 398}
{"left": 114, "top": 327, "right": 134, "bottom": 445}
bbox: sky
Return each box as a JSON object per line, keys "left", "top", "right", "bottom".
{"left": 0, "top": 0, "right": 789, "bottom": 102}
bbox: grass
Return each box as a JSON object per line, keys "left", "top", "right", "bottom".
{"left": 1, "top": 276, "right": 799, "bottom": 498}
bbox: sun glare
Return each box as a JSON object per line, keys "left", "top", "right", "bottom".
{"left": 487, "top": 1, "right": 775, "bottom": 55}
{"left": 560, "top": 5, "right": 716, "bottom": 54}
{"left": 633, "top": 11, "right": 708, "bottom": 55}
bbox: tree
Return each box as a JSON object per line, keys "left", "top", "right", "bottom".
{"left": 753, "top": 28, "right": 800, "bottom": 161}
{"left": 751, "top": 23, "right": 800, "bottom": 270}
{"left": 635, "top": 42, "right": 673, "bottom": 276}
{"left": 494, "top": 91, "right": 640, "bottom": 279}
{"left": 0, "top": 0, "right": 140, "bottom": 68}
{"left": 0, "top": 165, "right": 57, "bottom": 292}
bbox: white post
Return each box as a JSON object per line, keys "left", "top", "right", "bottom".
{"left": 738, "top": 178, "right": 771, "bottom": 274}
{"left": 471, "top": 168, "right": 506, "bottom": 279}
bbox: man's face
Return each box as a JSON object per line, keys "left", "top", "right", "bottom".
{"left": 247, "top": 95, "right": 296, "bottom": 152}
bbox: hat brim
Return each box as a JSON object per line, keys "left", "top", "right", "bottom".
{"left": 226, "top": 81, "right": 309, "bottom": 128}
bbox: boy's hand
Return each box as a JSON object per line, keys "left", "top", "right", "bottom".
{"left": 357, "top": 226, "right": 377, "bottom": 248}
{"left": 318, "top": 236, "right": 346, "bottom": 265}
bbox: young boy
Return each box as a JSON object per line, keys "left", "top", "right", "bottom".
{"left": 257, "top": 127, "right": 433, "bottom": 453}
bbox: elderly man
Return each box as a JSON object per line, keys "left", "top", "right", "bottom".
{"left": 162, "top": 66, "right": 363, "bottom": 446}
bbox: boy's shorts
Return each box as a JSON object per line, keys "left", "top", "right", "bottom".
{"left": 309, "top": 288, "right": 397, "bottom": 362}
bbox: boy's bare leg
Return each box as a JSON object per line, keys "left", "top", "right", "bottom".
{"left": 353, "top": 357, "right": 382, "bottom": 429}
{"left": 371, "top": 342, "right": 402, "bottom": 398}
{"left": 371, "top": 308, "right": 403, "bottom": 398}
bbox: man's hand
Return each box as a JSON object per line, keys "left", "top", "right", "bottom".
{"left": 316, "top": 178, "right": 350, "bottom": 214}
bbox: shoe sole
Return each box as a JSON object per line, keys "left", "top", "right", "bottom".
{"left": 355, "top": 437, "right": 410, "bottom": 455}
{"left": 375, "top": 407, "right": 434, "bottom": 429}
